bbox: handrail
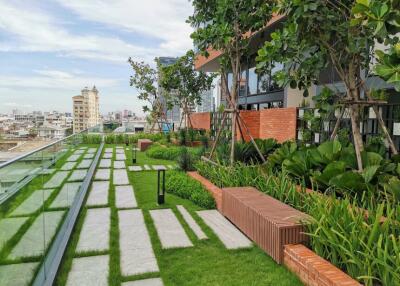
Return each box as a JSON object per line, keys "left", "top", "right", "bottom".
{"left": 0, "top": 129, "right": 89, "bottom": 170}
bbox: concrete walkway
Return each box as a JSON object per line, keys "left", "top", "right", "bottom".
{"left": 66, "top": 255, "right": 109, "bottom": 286}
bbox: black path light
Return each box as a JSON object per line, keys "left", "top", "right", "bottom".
{"left": 156, "top": 166, "right": 167, "bottom": 204}
{"left": 132, "top": 144, "right": 137, "bottom": 164}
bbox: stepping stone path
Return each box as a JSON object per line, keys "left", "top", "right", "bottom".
{"left": 113, "top": 169, "right": 129, "bottom": 185}
{"left": 144, "top": 165, "right": 151, "bottom": 171}
{"left": 116, "top": 149, "right": 124, "bottom": 154}
{"left": 0, "top": 217, "right": 29, "bottom": 248}
{"left": 177, "top": 205, "right": 207, "bottom": 240}
{"left": 76, "top": 208, "right": 110, "bottom": 253}
{"left": 103, "top": 153, "right": 112, "bottom": 159}
{"left": 99, "top": 159, "right": 111, "bottom": 168}
{"left": 128, "top": 166, "right": 142, "bottom": 172}
{"left": 77, "top": 159, "right": 92, "bottom": 169}
{"left": 74, "top": 150, "right": 85, "bottom": 155}
{"left": 50, "top": 183, "right": 81, "bottom": 209}
{"left": 115, "top": 185, "right": 137, "bottom": 209}
{"left": 197, "top": 210, "right": 252, "bottom": 249}
{"left": 114, "top": 161, "right": 126, "bottom": 169}
{"left": 66, "top": 255, "right": 109, "bottom": 286}
{"left": 8, "top": 211, "right": 64, "bottom": 259}
{"left": 105, "top": 148, "right": 113, "bottom": 153}
{"left": 152, "top": 165, "right": 167, "bottom": 171}
{"left": 44, "top": 171, "right": 70, "bottom": 188}
{"left": 67, "top": 155, "right": 81, "bottom": 162}
{"left": 150, "top": 209, "right": 193, "bottom": 249}
{"left": 61, "top": 162, "right": 77, "bottom": 171}
{"left": 118, "top": 210, "right": 159, "bottom": 276}
{"left": 86, "top": 181, "right": 109, "bottom": 206}
{"left": 10, "top": 189, "right": 55, "bottom": 216}
{"left": 68, "top": 170, "right": 88, "bottom": 182}
{"left": 116, "top": 153, "right": 126, "bottom": 161}
{"left": 121, "top": 278, "right": 164, "bottom": 286}
{"left": 95, "top": 169, "right": 110, "bottom": 181}
{"left": 0, "top": 262, "right": 39, "bottom": 286}
{"left": 84, "top": 153, "right": 94, "bottom": 159}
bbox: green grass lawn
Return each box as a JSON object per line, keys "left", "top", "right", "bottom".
{"left": 56, "top": 144, "right": 302, "bottom": 286}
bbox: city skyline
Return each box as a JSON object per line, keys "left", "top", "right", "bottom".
{"left": 0, "top": 0, "right": 193, "bottom": 115}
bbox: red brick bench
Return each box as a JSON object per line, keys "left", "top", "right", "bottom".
{"left": 222, "top": 187, "right": 310, "bottom": 264}
{"left": 138, "top": 139, "right": 153, "bottom": 151}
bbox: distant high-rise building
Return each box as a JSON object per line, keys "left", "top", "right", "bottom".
{"left": 73, "top": 86, "right": 100, "bottom": 133}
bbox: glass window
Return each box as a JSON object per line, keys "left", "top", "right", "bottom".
{"left": 258, "top": 73, "right": 270, "bottom": 93}
{"left": 227, "top": 73, "right": 233, "bottom": 93}
{"left": 248, "top": 67, "right": 258, "bottom": 95}
{"left": 239, "top": 69, "right": 247, "bottom": 97}
{"left": 270, "top": 63, "right": 284, "bottom": 91}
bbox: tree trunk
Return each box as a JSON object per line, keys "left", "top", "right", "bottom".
{"left": 349, "top": 104, "right": 364, "bottom": 171}
{"left": 230, "top": 110, "right": 236, "bottom": 165}
{"left": 330, "top": 107, "right": 345, "bottom": 140}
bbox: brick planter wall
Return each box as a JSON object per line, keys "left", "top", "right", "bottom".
{"left": 259, "top": 107, "right": 297, "bottom": 143}
{"left": 137, "top": 139, "right": 153, "bottom": 151}
{"left": 284, "top": 244, "right": 361, "bottom": 286}
{"left": 187, "top": 171, "right": 222, "bottom": 210}
{"left": 189, "top": 112, "right": 211, "bottom": 131}
{"left": 237, "top": 110, "right": 260, "bottom": 141}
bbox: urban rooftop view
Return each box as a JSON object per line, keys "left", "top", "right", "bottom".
{"left": 0, "top": 1, "right": 399, "bottom": 286}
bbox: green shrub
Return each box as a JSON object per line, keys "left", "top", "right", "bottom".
{"left": 104, "top": 133, "right": 164, "bottom": 144}
{"left": 166, "top": 171, "right": 215, "bottom": 209}
{"left": 178, "top": 147, "right": 195, "bottom": 171}
{"left": 146, "top": 144, "right": 203, "bottom": 161}
{"left": 82, "top": 134, "right": 102, "bottom": 144}
{"left": 195, "top": 161, "right": 400, "bottom": 285}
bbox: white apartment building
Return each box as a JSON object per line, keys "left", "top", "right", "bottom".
{"left": 73, "top": 86, "right": 100, "bottom": 133}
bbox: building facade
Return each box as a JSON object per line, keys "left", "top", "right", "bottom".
{"left": 73, "top": 86, "right": 100, "bottom": 133}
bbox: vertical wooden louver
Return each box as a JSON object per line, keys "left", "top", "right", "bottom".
{"left": 221, "top": 187, "right": 310, "bottom": 264}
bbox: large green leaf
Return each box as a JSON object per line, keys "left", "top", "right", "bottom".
{"left": 329, "top": 171, "right": 366, "bottom": 193}
{"left": 362, "top": 151, "right": 383, "bottom": 167}
{"left": 313, "top": 161, "right": 347, "bottom": 187}
{"left": 361, "top": 165, "right": 380, "bottom": 184}
{"left": 317, "top": 140, "right": 342, "bottom": 162}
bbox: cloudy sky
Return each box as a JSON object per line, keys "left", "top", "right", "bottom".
{"left": 0, "top": 0, "right": 194, "bottom": 115}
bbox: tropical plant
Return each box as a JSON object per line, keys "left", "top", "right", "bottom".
{"left": 178, "top": 147, "right": 195, "bottom": 172}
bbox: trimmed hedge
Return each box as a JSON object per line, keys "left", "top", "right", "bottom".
{"left": 146, "top": 145, "right": 203, "bottom": 161}
{"left": 104, "top": 133, "right": 164, "bottom": 144}
{"left": 166, "top": 171, "right": 215, "bottom": 209}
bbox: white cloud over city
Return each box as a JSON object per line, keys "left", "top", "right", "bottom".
{"left": 0, "top": 0, "right": 194, "bottom": 114}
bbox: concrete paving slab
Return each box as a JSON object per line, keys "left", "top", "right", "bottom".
{"left": 86, "top": 181, "right": 109, "bottom": 207}
{"left": 44, "top": 171, "right": 70, "bottom": 188}
{"left": 105, "top": 148, "right": 113, "bottom": 153}
{"left": 116, "top": 149, "right": 124, "bottom": 154}
{"left": 128, "top": 166, "right": 143, "bottom": 172}
{"left": 152, "top": 165, "right": 167, "bottom": 171}
{"left": 68, "top": 170, "right": 88, "bottom": 182}
{"left": 8, "top": 211, "right": 65, "bottom": 259}
{"left": 39, "top": 168, "right": 56, "bottom": 175}
{"left": 87, "top": 148, "right": 97, "bottom": 154}
{"left": 113, "top": 161, "right": 126, "bottom": 169}
{"left": 113, "top": 169, "right": 129, "bottom": 185}
{"left": 49, "top": 183, "right": 81, "bottom": 209}
{"left": 116, "top": 146, "right": 123, "bottom": 149}
{"left": 99, "top": 159, "right": 112, "bottom": 168}
{"left": 149, "top": 209, "right": 193, "bottom": 249}
{"left": 0, "top": 262, "right": 39, "bottom": 286}
{"left": 116, "top": 153, "right": 126, "bottom": 161}
{"left": 77, "top": 159, "right": 92, "bottom": 169}
{"left": 66, "top": 255, "right": 109, "bottom": 286}
{"left": 103, "top": 153, "right": 112, "bottom": 159}
{"left": 84, "top": 153, "right": 95, "bottom": 159}
{"left": 10, "top": 189, "right": 55, "bottom": 216}
{"left": 119, "top": 210, "right": 159, "bottom": 276}
{"left": 78, "top": 147, "right": 87, "bottom": 150}
{"left": 121, "top": 278, "right": 164, "bottom": 286}
{"left": 0, "top": 217, "right": 29, "bottom": 248}
{"left": 61, "top": 162, "right": 77, "bottom": 171}
{"left": 74, "top": 150, "right": 85, "bottom": 155}
{"left": 177, "top": 205, "right": 207, "bottom": 240}
{"left": 197, "top": 210, "right": 252, "bottom": 249}
{"left": 95, "top": 169, "right": 110, "bottom": 181}
{"left": 76, "top": 208, "right": 110, "bottom": 252}
{"left": 67, "top": 154, "right": 81, "bottom": 162}
{"left": 144, "top": 165, "right": 151, "bottom": 170}
{"left": 115, "top": 185, "right": 137, "bottom": 209}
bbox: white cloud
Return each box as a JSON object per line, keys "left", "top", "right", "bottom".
{"left": 0, "top": 0, "right": 193, "bottom": 63}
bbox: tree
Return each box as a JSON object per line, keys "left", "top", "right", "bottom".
{"left": 159, "top": 50, "right": 215, "bottom": 130}
{"left": 256, "top": 0, "right": 400, "bottom": 171}
{"left": 188, "top": 0, "right": 272, "bottom": 165}
{"left": 128, "top": 58, "right": 168, "bottom": 132}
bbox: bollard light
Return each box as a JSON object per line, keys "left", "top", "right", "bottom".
{"left": 157, "top": 168, "right": 166, "bottom": 204}
{"left": 132, "top": 144, "right": 137, "bottom": 164}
